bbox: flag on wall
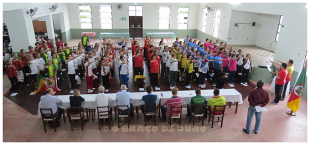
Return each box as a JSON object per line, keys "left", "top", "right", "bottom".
{"left": 33, "top": 75, "right": 60, "bottom": 94}
{"left": 287, "top": 55, "right": 307, "bottom": 112}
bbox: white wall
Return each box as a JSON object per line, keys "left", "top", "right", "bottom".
{"left": 52, "top": 14, "right": 62, "bottom": 30}
{"left": 255, "top": 13, "right": 279, "bottom": 52}
{"left": 227, "top": 10, "right": 260, "bottom": 45}
{"left": 232, "top": 3, "right": 307, "bottom": 71}
{"left": 67, "top": 3, "right": 199, "bottom": 29}
{"left": 196, "top": 3, "right": 232, "bottom": 42}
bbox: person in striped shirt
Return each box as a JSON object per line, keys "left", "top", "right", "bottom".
{"left": 160, "top": 87, "right": 183, "bottom": 122}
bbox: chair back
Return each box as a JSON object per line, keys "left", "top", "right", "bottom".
{"left": 209, "top": 105, "right": 226, "bottom": 115}
{"left": 67, "top": 107, "right": 83, "bottom": 120}
{"left": 40, "top": 108, "right": 54, "bottom": 119}
{"left": 144, "top": 103, "right": 156, "bottom": 114}
{"left": 97, "top": 106, "right": 109, "bottom": 116}
{"left": 170, "top": 105, "right": 182, "bottom": 117}
{"left": 117, "top": 105, "right": 129, "bottom": 115}
{"left": 194, "top": 104, "right": 206, "bottom": 115}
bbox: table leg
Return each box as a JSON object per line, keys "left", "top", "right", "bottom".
{"left": 136, "top": 106, "right": 139, "bottom": 119}
{"left": 229, "top": 102, "right": 232, "bottom": 108}
{"left": 92, "top": 109, "right": 94, "bottom": 122}
{"left": 86, "top": 109, "right": 89, "bottom": 121}
{"left": 235, "top": 103, "right": 239, "bottom": 113}
{"left": 63, "top": 109, "right": 66, "bottom": 123}
{"left": 158, "top": 99, "right": 161, "bottom": 118}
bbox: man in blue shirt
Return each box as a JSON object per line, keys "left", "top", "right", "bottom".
{"left": 116, "top": 85, "right": 133, "bottom": 117}
{"left": 193, "top": 40, "right": 198, "bottom": 48}
{"left": 140, "top": 86, "right": 158, "bottom": 120}
{"left": 118, "top": 37, "right": 127, "bottom": 47}
{"left": 213, "top": 52, "right": 226, "bottom": 86}
{"left": 188, "top": 39, "right": 195, "bottom": 48}
{"left": 184, "top": 35, "right": 190, "bottom": 44}
{"left": 40, "top": 89, "right": 63, "bottom": 126}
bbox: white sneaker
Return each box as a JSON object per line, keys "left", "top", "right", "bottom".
{"left": 243, "top": 83, "right": 248, "bottom": 86}
{"left": 105, "top": 89, "right": 109, "bottom": 92}
{"left": 179, "top": 77, "right": 181, "bottom": 81}
{"left": 93, "top": 88, "right": 95, "bottom": 90}
{"left": 87, "top": 89, "right": 92, "bottom": 93}
{"left": 70, "top": 90, "right": 74, "bottom": 93}
{"left": 205, "top": 78, "right": 208, "bottom": 80}
{"left": 212, "top": 83, "right": 216, "bottom": 86}
{"left": 230, "top": 84, "right": 235, "bottom": 87}
{"left": 241, "top": 82, "right": 244, "bottom": 85}
{"left": 201, "top": 84, "right": 206, "bottom": 88}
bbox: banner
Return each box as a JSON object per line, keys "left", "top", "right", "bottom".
{"left": 33, "top": 75, "right": 60, "bottom": 93}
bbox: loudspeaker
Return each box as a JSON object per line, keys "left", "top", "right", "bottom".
{"left": 252, "top": 22, "right": 256, "bottom": 26}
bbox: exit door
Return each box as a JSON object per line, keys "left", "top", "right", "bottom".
{"left": 129, "top": 5, "right": 143, "bottom": 38}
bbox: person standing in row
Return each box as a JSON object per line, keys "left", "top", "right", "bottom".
{"left": 67, "top": 54, "right": 76, "bottom": 93}
{"left": 28, "top": 54, "right": 40, "bottom": 91}
{"left": 150, "top": 55, "right": 160, "bottom": 90}
{"left": 85, "top": 57, "right": 94, "bottom": 93}
{"left": 271, "top": 63, "right": 288, "bottom": 105}
{"left": 169, "top": 54, "right": 178, "bottom": 90}
{"left": 6, "top": 59, "right": 19, "bottom": 92}
{"left": 119, "top": 55, "right": 129, "bottom": 87}
{"left": 101, "top": 56, "right": 111, "bottom": 92}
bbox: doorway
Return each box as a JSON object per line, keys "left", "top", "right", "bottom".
{"left": 129, "top": 5, "right": 143, "bottom": 38}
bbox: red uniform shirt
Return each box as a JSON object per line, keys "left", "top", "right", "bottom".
{"left": 13, "top": 59, "right": 23, "bottom": 70}
{"left": 148, "top": 53, "right": 153, "bottom": 61}
{"left": 150, "top": 60, "right": 159, "bottom": 73}
{"left": 28, "top": 51, "right": 37, "bottom": 58}
{"left": 276, "top": 69, "right": 288, "bottom": 85}
{"left": 134, "top": 55, "right": 143, "bottom": 68}
{"left": 56, "top": 41, "right": 64, "bottom": 51}
{"left": 144, "top": 39, "right": 148, "bottom": 45}
{"left": 34, "top": 47, "right": 41, "bottom": 52}
{"left": 20, "top": 54, "right": 28, "bottom": 67}
{"left": 6, "top": 65, "right": 17, "bottom": 78}
{"left": 156, "top": 55, "right": 161, "bottom": 63}
{"left": 47, "top": 42, "right": 54, "bottom": 49}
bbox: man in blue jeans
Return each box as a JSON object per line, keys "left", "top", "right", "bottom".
{"left": 243, "top": 80, "right": 269, "bottom": 134}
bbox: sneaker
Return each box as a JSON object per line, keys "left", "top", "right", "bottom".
{"left": 243, "top": 128, "right": 250, "bottom": 134}
{"left": 185, "top": 85, "right": 190, "bottom": 89}
{"left": 230, "top": 84, "right": 235, "bottom": 87}
{"left": 198, "top": 84, "right": 201, "bottom": 87}
{"left": 70, "top": 90, "right": 74, "bottom": 93}
{"left": 105, "top": 89, "right": 109, "bottom": 93}
{"left": 270, "top": 101, "right": 278, "bottom": 105}
{"left": 87, "top": 89, "right": 91, "bottom": 93}
{"left": 179, "top": 77, "right": 181, "bottom": 81}
{"left": 93, "top": 88, "right": 95, "bottom": 90}
{"left": 201, "top": 84, "right": 206, "bottom": 88}
{"left": 173, "top": 85, "right": 176, "bottom": 88}
{"left": 170, "top": 86, "right": 173, "bottom": 89}
{"left": 241, "top": 82, "right": 244, "bottom": 85}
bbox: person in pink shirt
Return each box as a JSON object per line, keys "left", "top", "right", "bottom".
{"left": 222, "top": 52, "right": 230, "bottom": 73}
{"left": 204, "top": 38, "right": 210, "bottom": 49}
{"left": 209, "top": 42, "right": 215, "bottom": 51}
{"left": 227, "top": 54, "right": 240, "bottom": 87}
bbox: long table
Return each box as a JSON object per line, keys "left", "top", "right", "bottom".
{"left": 37, "top": 89, "right": 242, "bottom": 118}
{"left": 99, "top": 32, "right": 130, "bottom": 41}
{"left": 146, "top": 32, "right": 176, "bottom": 42}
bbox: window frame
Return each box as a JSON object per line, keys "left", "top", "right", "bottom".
{"left": 129, "top": 5, "right": 143, "bottom": 16}
{"left": 78, "top": 4, "right": 93, "bottom": 29}
{"left": 100, "top": 4, "right": 113, "bottom": 29}
{"left": 158, "top": 6, "right": 171, "bottom": 29}
{"left": 177, "top": 6, "right": 190, "bottom": 30}
{"left": 275, "top": 15, "right": 283, "bottom": 42}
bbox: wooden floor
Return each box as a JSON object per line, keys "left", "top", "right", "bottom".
{"left": 4, "top": 48, "right": 255, "bottom": 115}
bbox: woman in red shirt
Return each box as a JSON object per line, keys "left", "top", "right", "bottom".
{"left": 20, "top": 49, "right": 30, "bottom": 85}
{"left": 150, "top": 55, "right": 159, "bottom": 89}
{"left": 6, "top": 59, "right": 19, "bottom": 92}
{"left": 134, "top": 50, "right": 144, "bottom": 75}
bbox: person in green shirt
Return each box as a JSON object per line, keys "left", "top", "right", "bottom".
{"left": 207, "top": 89, "right": 227, "bottom": 113}
{"left": 81, "top": 33, "right": 89, "bottom": 47}
{"left": 45, "top": 59, "right": 56, "bottom": 78}
{"left": 57, "top": 46, "right": 67, "bottom": 68}
{"left": 62, "top": 43, "right": 72, "bottom": 57}
{"left": 39, "top": 48, "right": 48, "bottom": 65}
{"left": 186, "top": 88, "right": 207, "bottom": 119}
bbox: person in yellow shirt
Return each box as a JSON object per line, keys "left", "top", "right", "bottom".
{"left": 275, "top": 58, "right": 294, "bottom": 101}
{"left": 184, "top": 55, "right": 200, "bottom": 89}
{"left": 45, "top": 59, "right": 56, "bottom": 78}
{"left": 81, "top": 33, "right": 89, "bottom": 48}
{"left": 207, "top": 89, "right": 226, "bottom": 113}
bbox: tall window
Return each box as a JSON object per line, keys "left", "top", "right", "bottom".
{"left": 201, "top": 7, "right": 208, "bottom": 32}
{"left": 275, "top": 15, "right": 283, "bottom": 42}
{"left": 158, "top": 6, "right": 171, "bottom": 29}
{"left": 212, "top": 9, "right": 221, "bottom": 38}
{"left": 100, "top": 5, "right": 112, "bottom": 29}
{"left": 129, "top": 5, "right": 142, "bottom": 16}
{"left": 78, "top": 4, "right": 92, "bottom": 29}
{"left": 177, "top": 6, "right": 189, "bottom": 29}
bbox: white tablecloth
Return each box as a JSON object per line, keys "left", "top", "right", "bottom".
{"left": 37, "top": 89, "right": 242, "bottom": 117}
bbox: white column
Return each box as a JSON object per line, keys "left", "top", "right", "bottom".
{"left": 3, "top": 9, "right": 36, "bottom": 53}
{"left": 43, "top": 15, "right": 56, "bottom": 45}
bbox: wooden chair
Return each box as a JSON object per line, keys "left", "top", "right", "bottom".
{"left": 144, "top": 103, "right": 157, "bottom": 126}
{"left": 40, "top": 108, "right": 57, "bottom": 132}
{"left": 67, "top": 107, "right": 85, "bottom": 131}
{"left": 208, "top": 105, "right": 226, "bottom": 128}
{"left": 97, "top": 106, "right": 111, "bottom": 130}
{"left": 117, "top": 105, "right": 130, "bottom": 128}
{"left": 189, "top": 104, "right": 206, "bottom": 126}
{"left": 168, "top": 106, "right": 182, "bottom": 129}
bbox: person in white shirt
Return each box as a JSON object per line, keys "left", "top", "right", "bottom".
{"left": 89, "top": 52, "right": 99, "bottom": 76}
{"left": 35, "top": 53, "right": 46, "bottom": 76}
{"left": 169, "top": 53, "right": 179, "bottom": 89}
{"left": 66, "top": 54, "right": 76, "bottom": 93}
{"left": 158, "top": 41, "right": 164, "bottom": 58}
{"left": 166, "top": 50, "right": 174, "bottom": 77}
{"left": 95, "top": 86, "right": 112, "bottom": 122}
{"left": 28, "top": 54, "right": 40, "bottom": 89}
{"left": 101, "top": 56, "right": 111, "bottom": 92}
{"left": 40, "top": 88, "right": 63, "bottom": 126}
{"left": 116, "top": 85, "right": 133, "bottom": 117}
{"left": 162, "top": 46, "right": 169, "bottom": 76}
{"left": 84, "top": 57, "right": 95, "bottom": 93}
{"left": 119, "top": 55, "right": 129, "bottom": 87}
{"left": 241, "top": 54, "right": 252, "bottom": 86}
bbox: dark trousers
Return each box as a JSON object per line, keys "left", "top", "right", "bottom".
{"left": 78, "top": 65, "right": 85, "bottom": 78}
{"left": 185, "top": 72, "right": 192, "bottom": 86}
{"left": 22, "top": 66, "right": 29, "bottom": 84}
{"left": 161, "top": 106, "right": 168, "bottom": 120}
{"left": 68, "top": 74, "right": 75, "bottom": 89}
{"left": 102, "top": 74, "right": 110, "bottom": 89}
{"left": 170, "top": 71, "right": 177, "bottom": 86}
{"left": 135, "top": 67, "right": 143, "bottom": 75}
{"left": 45, "top": 108, "right": 63, "bottom": 124}
{"left": 150, "top": 73, "right": 159, "bottom": 87}
{"left": 242, "top": 69, "right": 250, "bottom": 83}
{"left": 186, "top": 104, "right": 208, "bottom": 118}
{"left": 281, "top": 82, "right": 289, "bottom": 99}
{"left": 213, "top": 69, "right": 221, "bottom": 83}
{"left": 9, "top": 77, "right": 19, "bottom": 92}
{"left": 199, "top": 72, "right": 206, "bottom": 85}
{"left": 40, "top": 70, "right": 45, "bottom": 77}
{"left": 119, "top": 104, "right": 133, "bottom": 117}
{"left": 275, "top": 84, "right": 283, "bottom": 103}
{"left": 193, "top": 67, "right": 198, "bottom": 80}
{"left": 228, "top": 71, "right": 236, "bottom": 83}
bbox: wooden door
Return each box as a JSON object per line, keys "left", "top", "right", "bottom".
{"left": 135, "top": 16, "right": 143, "bottom": 37}
{"left": 129, "top": 16, "right": 136, "bottom": 38}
